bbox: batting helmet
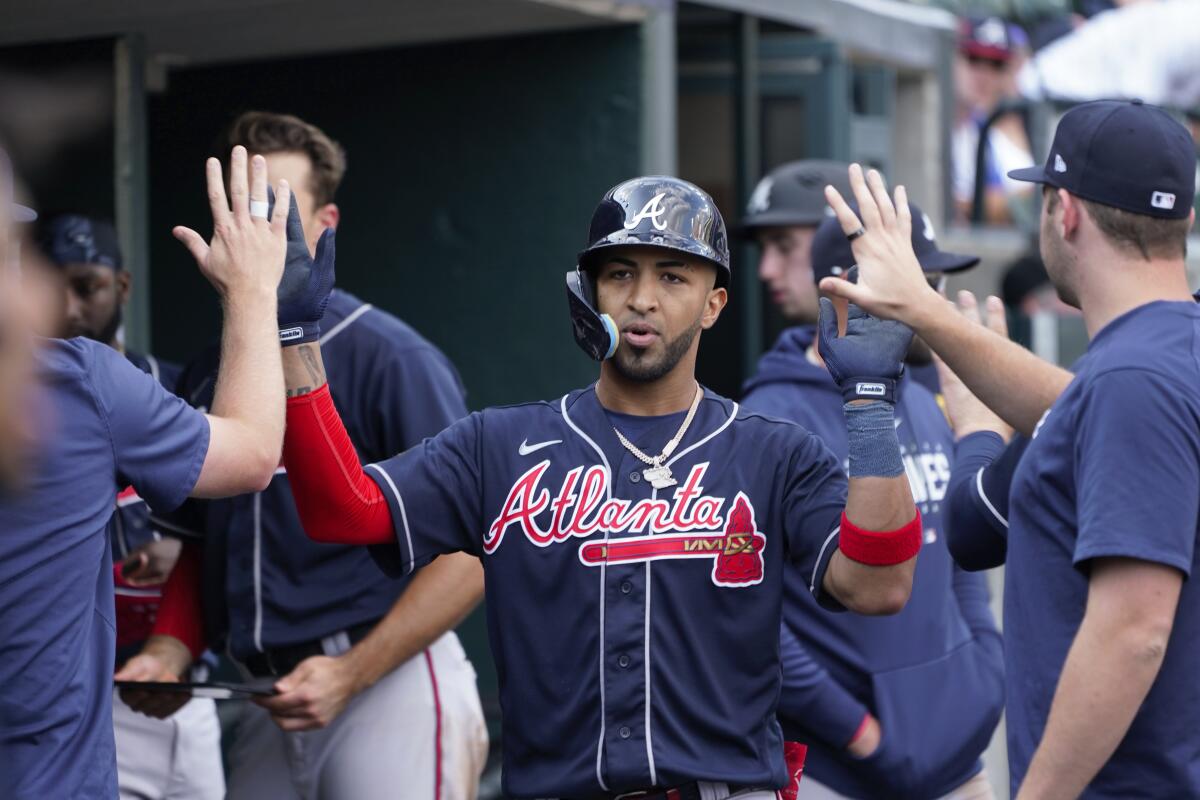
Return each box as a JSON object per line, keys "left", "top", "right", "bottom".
{"left": 566, "top": 176, "right": 729, "bottom": 360}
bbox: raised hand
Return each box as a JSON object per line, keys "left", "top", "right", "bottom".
{"left": 173, "top": 146, "right": 291, "bottom": 299}
{"left": 934, "top": 292, "right": 1015, "bottom": 441}
{"left": 273, "top": 192, "right": 336, "bottom": 345}
{"left": 818, "top": 164, "right": 941, "bottom": 326}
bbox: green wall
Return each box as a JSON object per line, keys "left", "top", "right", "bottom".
{"left": 147, "top": 24, "right": 644, "bottom": 746}
{"left": 148, "top": 25, "right": 644, "bottom": 410}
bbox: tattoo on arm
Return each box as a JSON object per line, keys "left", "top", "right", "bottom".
{"left": 285, "top": 345, "right": 326, "bottom": 398}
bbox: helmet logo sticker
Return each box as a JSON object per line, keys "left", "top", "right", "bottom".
{"left": 624, "top": 192, "right": 669, "bottom": 231}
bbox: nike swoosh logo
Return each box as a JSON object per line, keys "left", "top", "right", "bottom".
{"left": 519, "top": 438, "right": 562, "bottom": 456}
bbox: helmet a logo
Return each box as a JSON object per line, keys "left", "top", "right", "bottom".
{"left": 624, "top": 192, "right": 669, "bottom": 231}
{"left": 746, "top": 177, "right": 773, "bottom": 214}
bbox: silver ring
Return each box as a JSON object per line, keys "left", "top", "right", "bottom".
{"left": 249, "top": 200, "right": 270, "bottom": 219}
{"left": 846, "top": 226, "right": 866, "bottom": 242}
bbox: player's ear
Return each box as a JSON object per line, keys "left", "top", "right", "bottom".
{"left": 115, "top": 269, "right": 132, "bottom": 305}
{"left": 702, "top": 286, "right": 728, "bottom": 330}
{"left": 315, "top": 203, "right": 339, "bottom": 232}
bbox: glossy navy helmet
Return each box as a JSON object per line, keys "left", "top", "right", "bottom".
{"left": 567, "top": 176, "right": 729, "bottom": 360}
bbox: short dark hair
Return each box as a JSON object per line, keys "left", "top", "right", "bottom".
{"left": 221, "top": 111, "right": 347, "bottom": 206}
{"left": 1045, "top": 188, "right": 1191, "bottom": 260}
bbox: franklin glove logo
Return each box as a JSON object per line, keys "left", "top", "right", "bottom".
{"left": 855, "top": 382, "right": 887, "bottom": 397}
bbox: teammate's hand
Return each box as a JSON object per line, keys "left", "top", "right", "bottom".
{"left": 119, "top": 537, "right": 184, "bottom": 587}
{"left": 254, "top": 654, "right": 362, "bottom": 731}
{"left": 173, "top": 147, "right": 291, "bottom": 300}
{"left": 115, "top": 635, "right": 193, "bottom": 719}
{"left": 935, "top": 292, "right": 1014, "bottom": 442}
{"left": 818, "top": 164, "right": 942, "bottom": 328}
{"left": 274, "top": 192, "right": 336, "bottom": 345}
{"left": 846, "top": 713, "right": 882, "bottom": 759}
{"left": 817, "top": 295, "right": 913, "bottom": 404}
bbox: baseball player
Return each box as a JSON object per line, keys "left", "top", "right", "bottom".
{"left": 739, "top": 160, "right": 852, "bottom": 326}
{"left": 38, "top": 213, "right": 224, "bottom": 799}
{"left": 277, "top": 171, "right": 924, "bottom": 799}
{"left": 0, "top": 148, "right": 325, "bottom": 798}
{"left": 742, "top": 202, "right": 1002, "bottom": 800}
{"left": 121, "top": 112, "right": 488, "bottom": 800}
{"left": 820, "top": 103, "right": 1200, "bottom": 797}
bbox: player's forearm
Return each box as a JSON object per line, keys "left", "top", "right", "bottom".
{"left": 828, "top": 473, "right": 917, "bottom": 615}
{"left": 341, "top": 552, "right": 484, "bottom": 693}
{"left": 282, "top": 341, "right": 328, "bottom": 398}
{"left": 911, "top": 302, "right": 1071, "bottom": 435}
{"left": 824, "top": 399, "right": 919, "bottom": 615}
{"left": 1018, "top": 612, "right": 1171, "bottom": 799}
{"left": 208, "top": 289, "right": 285, "bottom": 484}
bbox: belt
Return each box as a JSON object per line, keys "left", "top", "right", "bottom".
{"left": 242, "top": 619, "right": 377, "bottom": 678}
{"left": 577, "top": 782, "right": 764, "bottom": 800}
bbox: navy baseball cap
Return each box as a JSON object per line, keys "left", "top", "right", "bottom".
{"left": 40, "top": 214, "right": 123, "bottom": 270}
{"left": 810, "top": 201, "right": 979, "bottom": 284}
{"left": 0, "top": 147, "right": 36, "bottom": 224}
{"left": 738, "top": 160, "right": 852, "bottom": 233}
{"left": 959, "top": 16, "right": 1014, "bottom": 63}
{"left": 1008, "top": 100, "right": 1196, "bottom": 220}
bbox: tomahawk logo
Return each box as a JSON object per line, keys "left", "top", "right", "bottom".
{"left": 624, "top": 192, "right": 669, "bottom": 231}
{"left": 746, "top": 177, "right": 773, "bottom": 214}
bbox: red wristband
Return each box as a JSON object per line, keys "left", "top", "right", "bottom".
{"left": 837, "top": 509, "right": 921, "bottom": 566}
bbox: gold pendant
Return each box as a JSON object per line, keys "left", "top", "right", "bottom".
{"left": 643, "top": 464, "right": 676, "bottom": 489}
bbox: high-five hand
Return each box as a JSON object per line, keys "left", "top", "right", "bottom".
{"left": 818, "top": 164, "right": 941, "bottom": 326}
{"left": 173, "top": 146, "right": 291, "bottom": 299}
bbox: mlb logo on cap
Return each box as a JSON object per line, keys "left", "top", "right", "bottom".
{"left": 1008, "top": 100, "right": 1196, "bottom": 220}
{"left": 1151, "top": 191, "right": 1176, "bottom": 211}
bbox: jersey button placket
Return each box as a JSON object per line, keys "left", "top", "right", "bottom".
{"left": 600, "top": 451, "right": 655, "bottom": 788}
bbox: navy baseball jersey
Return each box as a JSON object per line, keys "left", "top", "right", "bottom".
{"left": 161, "top": 290, "right": 467, "bottom": 658}
{"left": 742, "top": 326, "right": 1003, "bottom": 800}
{"left": 1006, "top": 301, "right": 1200, "bottom": 797}
{"left": 112, "top": 351, "right": 183, "bottom": 658}
{"left": 363, "top": 384, "right": 847, "bottom": 798}
{"left": 0, "top": 339, "right": 208, "bottom": 799}
{"left": 945, "top": 432, "right": 1029, "bottom": 571}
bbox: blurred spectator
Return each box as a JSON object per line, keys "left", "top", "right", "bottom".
{"left": 952, "top": 16, "right": 1036, "bottom": 225}
{"left": 0, "top": 148, "right": 40, "bottom": 491}
{"left": 1017, "top": 0, "right": 1200, "bottom": 109}
{"left": 1000, "top": 248, "right": 1083, "bottom": 365}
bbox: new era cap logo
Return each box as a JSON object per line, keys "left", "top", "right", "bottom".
{"left": 1053, "top": 154, "right": 1067, "bottom": 173}
{"left": 1151, "top": 191, "right": 1176, "bottom": 210}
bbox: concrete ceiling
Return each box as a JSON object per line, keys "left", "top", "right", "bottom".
{"left": 0, "top": 0, "right": 649, "bottom": 66}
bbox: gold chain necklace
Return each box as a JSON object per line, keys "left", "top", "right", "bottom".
{"left": 611, "top": 384, "right": 703, "bottom": 489}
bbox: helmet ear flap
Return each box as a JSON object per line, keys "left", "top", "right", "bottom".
{"left": 566, "top": 268, "right": 619, "bottom": 361}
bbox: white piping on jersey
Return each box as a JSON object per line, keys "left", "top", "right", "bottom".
{"left": 366, "top": 463, "right": 416, "bottom": 576}
{"left": 559, "top": 393, "right": 613, "bottom": 793}
{"left": 643, "top": 499, "right": 658, "bottom": 785}
{"left": 975, "top": 467, "right": 1009, "bottom": 529}
{"left": 113, "top": 507, "right": 130, "bottom": 559}
{"left": 319, "top": 302, "right": 374, "bottom": 345}
{"left": 145, "top": 353, "right": 161, "bottom": 385}
{"left": 665, "top": 400, "right": 738, "bottom": 467}
{"left": 811, "top": 527, "right": 840, "bottom": 595}
{"left": 253, "top": 492, "right": 264, "bottom": 652}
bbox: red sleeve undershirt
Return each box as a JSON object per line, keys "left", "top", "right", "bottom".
{"left": 283, "top": 384, "right": 394, "bottom": 545}
{"left": 150, "top": 542, "right": 206, "bottom": 659}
